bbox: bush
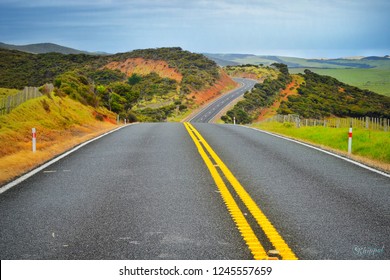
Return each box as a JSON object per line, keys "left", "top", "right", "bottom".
{"left": 54, "top": 70, "right": 99, "bottom": 107}
{"left": 41, "top": 99, "right": 51, "bottom": 113}
{"left": 95, "top": 114, "right": 104, "bottom": 121}
{"left": 179, "top": 104, "right": 187, "bottom": 111}
{"left": 127, "top": 111, "right": 138, "bottom": 122}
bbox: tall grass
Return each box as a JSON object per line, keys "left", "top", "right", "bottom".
{"left": 252, "top": 122, "right": 390, "bottom": 167}
{"left": 0, "top": 95, "right": 117, "bottom": 185}
{"left": 0, "top": 88, "right": 19, "bottom": 97}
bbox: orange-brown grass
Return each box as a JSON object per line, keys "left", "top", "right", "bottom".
{"left": 188, "top": 70, "right": 237, "bottom": 105}
{"left": 0, "top": 95, "right": 118, "bottom": 185}
{"left": 104, "top": 57, "right": 183, "bottom": 82}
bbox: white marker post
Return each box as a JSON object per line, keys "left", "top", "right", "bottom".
{"left": 32, "top": 128, "right": 36, "bottom": 153}
{"left": 233, "top": 117, "right": 236, "bottom": 125}
{"left": 348, "top": 126, "right": 353, "bottom": 155}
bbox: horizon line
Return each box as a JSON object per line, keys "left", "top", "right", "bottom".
{"left": 1, "top": 41, "right": 389, "bottom": 60}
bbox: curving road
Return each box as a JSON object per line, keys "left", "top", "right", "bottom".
{"left": 188, "top": 78, "right": 256, "bottom": 123}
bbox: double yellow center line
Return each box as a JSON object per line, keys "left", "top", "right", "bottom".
{"left": 184, "top": 122, "right": 297, "bottom": 260}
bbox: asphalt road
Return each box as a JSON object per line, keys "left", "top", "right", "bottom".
{"left": 188, "top": 78, "right": 256, "bottom": 123}
{"left": 0, "top": 122, "right": 389, "bottom": 260}
{"left": 0, "top": 123, "right": 251, "bottom": 259}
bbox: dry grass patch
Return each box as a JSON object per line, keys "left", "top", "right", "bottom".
{"left": 0, "top": 95, "right": 118, "bottom": 185}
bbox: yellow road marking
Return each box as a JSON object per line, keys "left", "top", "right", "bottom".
{"left": 185, "top": 122, "right": 298, "bottom": 260}
{"left": 184, "top": 122, "right": 268, "bottom": 260}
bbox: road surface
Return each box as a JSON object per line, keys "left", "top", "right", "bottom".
{"left": 188, "top": 78, "right": 256, "bottom": 123}
{"left": 1, "top": 121, "right": 389, "bottom": 259}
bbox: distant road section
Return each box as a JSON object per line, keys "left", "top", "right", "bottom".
{"left": 188, "top": 78, "right": 256, "bottom": 123}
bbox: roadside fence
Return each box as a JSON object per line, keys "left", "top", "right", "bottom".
{"left": 265, "top": 114, "right": 389, "bottom": 132}
{"left": 0, "top": 84, "right": 53, "bottom": 115}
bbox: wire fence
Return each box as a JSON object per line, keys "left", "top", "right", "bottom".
{"left": 265, "top": 114, "right": 390, "bottom": 132}
{"left": 0, "top": 84, "right": 53, "bottom": 115}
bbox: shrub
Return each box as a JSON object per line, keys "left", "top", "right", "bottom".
{"left": 95, "top": 114, "right": 104, "bottom": 121}
{"left": 41, "top": 99, "right": 51, "bottom": 113}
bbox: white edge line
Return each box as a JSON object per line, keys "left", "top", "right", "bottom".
{"left": 241, "top": 125, "right": 390, "bottom": 178}
{"left": 0, "top": 124, "right": 136, "bottom": 194}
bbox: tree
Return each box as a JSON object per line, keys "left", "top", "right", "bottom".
{"left": 127, "top": 73, "right": 142, "bottom": 85}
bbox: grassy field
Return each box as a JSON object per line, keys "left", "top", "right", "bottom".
{"left": 289, "top": 67, "right": 390, "bottom": 96}
{"left": 0, "top": 94, "right": 118, "bottom": 185}
{"left": 251, "top": 122, "right": 390, "bottom": 171}
{"left": 0, "top": 87, "right": 19, "bottom": 97}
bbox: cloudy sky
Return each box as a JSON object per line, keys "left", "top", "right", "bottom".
{"left": 0, "top": 0, "right": 389, "bottom": 58}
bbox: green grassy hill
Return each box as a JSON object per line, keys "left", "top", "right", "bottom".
{"left": 290, "top": 67, "right": 390, "bottom": 96}
{"left": 278, "top": 70, "right": 390, "bottom": 119}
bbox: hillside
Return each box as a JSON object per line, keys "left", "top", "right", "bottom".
{"left": 0, "top": 47, "right": 234, "bottom": 122}
{"left": 278, "top": 70, "right": 390, "bottom": 119}
{"left": 289, "top": 67, "right": 390, "bottom": 97}
{"left": 0, "top": 47, "right": 220, "bottom": 92}
{"left": 222, "top": 65, "right": 390, "bottom": 124}
{"left": 104, "top": 58, "right": 183, "bottom": 83}
{"left": 206, "top": 53, "right": 390, "bottom": 96}
{"left": 109, "top": 48, "right": 220, "bottom": 94}
{"left": 0, "top": 94, "right": 117, "bottom": 185}
{"left": 224, "top": 64, "right": 279, "bottom": 82}
{"left": 188, "top": 70, "right": 237, "bottom": 106}
{"left": 0, "top": 48, "right": 101, "bottom": 88}
{"left": 222, "top": 63, "right": 291, "bottom": 124}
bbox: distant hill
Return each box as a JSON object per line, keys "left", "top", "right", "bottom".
{"left": 0, "top": 42, "right": 108, "bottom": 55}
{"left": 205, "top": 53, "right": 390, "bottom": 69}
{"left": 202, "top": 54, "right": 239, "bottom": 66}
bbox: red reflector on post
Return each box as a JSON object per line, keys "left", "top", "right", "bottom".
{"left": 32, "top": 128, "right": 36, "bottom": 152}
